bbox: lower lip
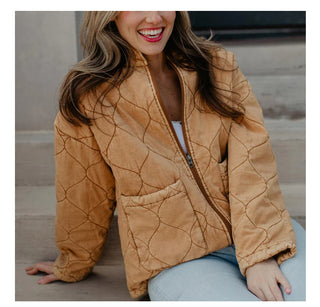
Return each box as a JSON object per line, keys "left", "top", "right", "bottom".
{"left": 139, "top": 29, "right": 164, "bottom": 43}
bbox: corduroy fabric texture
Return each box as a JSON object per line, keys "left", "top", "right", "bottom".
{"left": 53, "top": 49, "right": 296, "bottom": 298}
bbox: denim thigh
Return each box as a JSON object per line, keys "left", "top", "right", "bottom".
{"left": 147, "top": 218, "right": 306, "bottom": 301}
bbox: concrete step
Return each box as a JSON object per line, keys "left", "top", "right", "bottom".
{"left": 15, "top": 182, "right": 305, "bottom": 265}
{"left": 16, "top": 36, "right": 305, "bottom": 133}
{"left": 16, "top": 131, "right": 55, "bottom": 186}
{"left": 248, "top": 75, "right": 305, "bottom": 119}
{"left": 15, "top": 119, "right": 305, "bottom": 186}
{"left": 265, "top": 118, "right": 305, "bottom": 184}
{"left": 225, "top": 40, "right": 306, "bottom": 120}
{"left": 223, "top": 38, "right": 305, "bottom": 76}
{"left": 16, "top": 183, "right": 306, "bottom": 220}
{"left": 16, "top": 182, "right": 305, "bottom": 301}
{"left": 16, "top": 262, "right": 148, "bottom": 301}
{"left": 15, "top": 201, "right": 122, "bottom": 266}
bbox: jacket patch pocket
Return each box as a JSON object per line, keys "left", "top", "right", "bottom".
{"left": 218, "top": 158, "right": 229, "bottom": 197}
{"left": 120, "top": 179, "right": 207, "bottom": 272}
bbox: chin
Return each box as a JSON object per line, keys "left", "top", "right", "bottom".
{"left": 143, "top": 51, "right": 164, "bottom": 56}
{"left": 140, "top": 47, "right": 166, "bottom": 56}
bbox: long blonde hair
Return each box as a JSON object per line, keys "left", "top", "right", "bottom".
{"left": 59, "top": 11, "right": 244, "bottom": 126}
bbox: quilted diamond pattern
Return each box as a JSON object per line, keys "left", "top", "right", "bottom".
{"left": 53, "top": 49, "right": 296, "bottom": 299}
{"left": 228, "top": 54, "right": 296, "bottom": 274}
{"left": 122, "top": 179, "right": 207, "bottom": 270}
{"left": 53, "top": 117, "right": 116, "bottom": 282}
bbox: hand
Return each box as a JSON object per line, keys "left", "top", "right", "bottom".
{"left": 246, "top": 257, "right": 291, "bottom": 301}
{"left": 25, "top": 262, "right": 59, "bottom": 285}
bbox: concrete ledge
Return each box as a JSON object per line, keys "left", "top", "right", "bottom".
{"left": 15, "top": 118, "right": 305, "bottom": 186}
{"left": 265, "top": 119, "right": 305, "bottom": 184}
{"left": 249, "top": 75, "right": 305, "bottom": 119}
{"left": 16, "top": 263, "right": 135, "bottom": 301}
{"left": 15, "top": 214, "right": 122, "bottom": 266}
{"left": 16, "top": 183, "right": 305, "bottom": 265}
{"left": 16, "top": 183, "right": 306, "bottom": 218}
{"left": 15, "top": 131, "right": 55, "bottom": 186}
{"left": 223, "top": 39, "right": 305, "bottom": 76}
{"left": 16, "top": 182, "right": 305, "bottom": 301}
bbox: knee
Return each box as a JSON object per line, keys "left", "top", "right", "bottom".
{"left": 290, "top": 218, "right": 305, "bottom": 234}
{"left": 290, "top": 218, "right": 306, "bottom": 250}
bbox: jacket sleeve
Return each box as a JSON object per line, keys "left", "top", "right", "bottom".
{"left": 227, "top": 53, "right": 296, "bottom": 276}
{"left": 52, "top": 112, "right": 116, "bottom": 282}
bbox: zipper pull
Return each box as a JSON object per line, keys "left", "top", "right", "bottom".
{"left": 186, "top": 153, "right": 194, "bottom": 168}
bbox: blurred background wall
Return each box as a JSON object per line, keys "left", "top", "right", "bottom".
{"left": 16, "top": 12, "right": 78, "bottom": 131}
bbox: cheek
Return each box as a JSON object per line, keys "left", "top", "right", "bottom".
{"left": 164, "top": 11, "right": 176, "bottom": 25}
{"left": 116, "top": 12, "right": 136, "bottom": 34}
{"left": 118, "top": 11, "right": 131, "bottom": 19}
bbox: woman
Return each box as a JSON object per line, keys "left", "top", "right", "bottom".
{"left": 25, "top": 11, "right": 305, "bottom": 301}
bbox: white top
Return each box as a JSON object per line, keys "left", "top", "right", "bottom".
{"left": 172, "top": 121, "right": 188, "bottom": 154}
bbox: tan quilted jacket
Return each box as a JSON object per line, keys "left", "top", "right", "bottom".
{"left": 53, "top": 48, "right": 296, "bottom": 298}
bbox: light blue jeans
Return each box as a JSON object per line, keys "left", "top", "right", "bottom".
{"left": 148, "top": 218, "right": 305, "bottom": 301}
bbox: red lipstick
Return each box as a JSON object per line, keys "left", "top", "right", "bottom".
{"left": 138, "top": 27, "right": 164, "bottom": 43}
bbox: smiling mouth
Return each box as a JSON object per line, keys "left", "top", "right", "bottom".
{"left": 138, "top": 27, "right": 164, "bottom": 39}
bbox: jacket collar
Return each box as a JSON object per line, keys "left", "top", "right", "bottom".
{"left": 132, "top": 49, "right": 149, "bottom": 68}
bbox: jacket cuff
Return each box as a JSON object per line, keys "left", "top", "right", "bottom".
{"left": 238, "top": 240, "right": 296, "bottom": 277}
{"left": 53, "top": 254, "right": 93, "bottom": 282}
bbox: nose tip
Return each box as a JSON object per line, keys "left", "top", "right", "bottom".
{"left": 145, "top": 12, "right": 162, "bottom": 24}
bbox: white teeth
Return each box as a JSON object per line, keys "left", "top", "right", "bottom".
{"left": 138, "top": 28, "right": 163, "bottom": 36}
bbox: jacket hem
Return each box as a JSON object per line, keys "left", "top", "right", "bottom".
{"left": 129, "top": 286, "right": 148, "bottom": 299}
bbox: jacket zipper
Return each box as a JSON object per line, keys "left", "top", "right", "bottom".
{"left": 146, "top": 63, "right": 232, "bottom": 239}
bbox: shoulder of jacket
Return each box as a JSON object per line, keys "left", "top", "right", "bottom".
{"left": 54, "top": 111, "right": 93, "bottom": 139}
{"left": 210, "top": 47, "right": 237, "bottom": 71}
